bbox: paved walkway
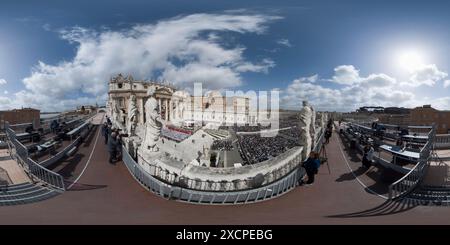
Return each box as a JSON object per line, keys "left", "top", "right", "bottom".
{"left": 0, "top": 149, "right": 30, "bottom": 185}
{"left": 423, "top": 159, "right": 450, "bottom": 186}
{"left": 1, "top": 121, "right": 450, "bottom": 224}
{"left": 436, "top": 149, "right": 450, "bottom": 159}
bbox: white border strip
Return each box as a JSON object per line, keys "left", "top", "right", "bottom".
{"left": 67, "top": 114, "right": 104, "bottom": 189}
{"left": 335, "top": 132, "right": 389, "bottom": 200}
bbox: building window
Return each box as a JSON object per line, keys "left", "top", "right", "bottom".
{"left": 118, "top": 83, "right": 123, "bottom": 89}
{"left": 118, "top": 98, "right": 124, "bottom": 107}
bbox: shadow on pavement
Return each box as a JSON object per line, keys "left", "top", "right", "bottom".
{"left": 326, "top": 199, "right": 418, "bottom": 218}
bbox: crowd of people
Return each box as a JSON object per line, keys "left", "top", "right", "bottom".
{"left": 237, "top": 134, "right": 297, "bottom": 165}
{"left": 102, "top": 116, "right": 125, "bottom": 164}
{"left": 211, "top": 140, "right": 233, "bottom": 151}
{"left": 279, "top": 127, "right": 302, "bottom": 139}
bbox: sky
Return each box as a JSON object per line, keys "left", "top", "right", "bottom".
{"left": 0, "top": 0, "right": 450, "bottom": 112}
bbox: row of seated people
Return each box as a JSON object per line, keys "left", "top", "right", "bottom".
{"left": 211, "top": 140, "right": 233, "bottom": 151}
{"left": 237, "top": 134, "right": 297, "bottom": 165}
{"left": 161, "top": 127, "right": 191, "bottom": 142}
{"left": 232, "top": 124, "right": 271, "bottom": 132}
{"left": 166, "top": 125, "right": 193, "bottom": 135}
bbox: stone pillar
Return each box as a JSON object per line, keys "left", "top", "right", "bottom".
{"left": 139, "top": 97, "right": 144, "bottom": 124}
{"left": 168, "top": 99, "right": 172, "bottom": 122}
{"left": 165, "top": 99, "right": 169, "bottom": 121}
{"left": 159, "top": 98, "right": 162, "bottom": 115}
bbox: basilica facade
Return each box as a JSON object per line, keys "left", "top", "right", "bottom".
{"left": 107, "top": 74, "right": 254, "bottom": 131}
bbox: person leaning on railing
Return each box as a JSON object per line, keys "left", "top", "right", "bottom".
{"left": 299, "top": 151, "right": 320, "bottom": 186}
{"left": 362, "top": 144, "right": 374, "bottom": 168}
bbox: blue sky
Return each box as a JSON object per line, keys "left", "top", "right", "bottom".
{"left": 0, "top": 0, "right": 449, "bottom": 112}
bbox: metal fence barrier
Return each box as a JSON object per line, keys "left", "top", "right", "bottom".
{"left": 435, "top": 134, "right": 450, "bottom": 149}
{"left": 5, "top": 125, "right": 65, "bottom": 192}
{"left": 388, "top": 127, "right": 435, "bottom": 200}
{"left": 18, "top": 156, "right": 65, "bottom": 191}
{"left": 343, "top": 122, "right": 435, "bottom": 200}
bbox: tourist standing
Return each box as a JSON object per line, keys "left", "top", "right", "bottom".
{"left": 324, "top": 127, "right": 332, "bottom": 144}
{"left": 102, "top": 122, "right": 109, "bottom": 144}
{"left": 107, "top": 132, "right": 118, "bottom": 164}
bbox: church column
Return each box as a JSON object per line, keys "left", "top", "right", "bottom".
{"left": 168, "top": 99, "right": 173, "bottom": 121}
{"left": 175, "top": 100, "right": 179, "bottom": 120}
{"left": 139, "top": 97, "right": 144, "bottom": 124}
{"left": 159, "top": 98, "right": 162, "bottom": 115}
{"left": 165, "top": 99, "right": 169, "bottom": 121}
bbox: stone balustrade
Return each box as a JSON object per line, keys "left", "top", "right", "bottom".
{"left": 137, "top": 146, "right": 303, "bottom": 191}
{"left": 133, "top": 125, "right": 325, "bottom": 192}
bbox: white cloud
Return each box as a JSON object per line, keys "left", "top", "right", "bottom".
{"left": 407, "top": 64, "right": 448, "bottom": 87}
{"left": 12, "top": 12, "right": 280, "bottom": 111}
{"left": 276, "top": 38, "right": 292, "bottom": 47}
{"left": 443, "top": 80, "right": 450, "bottom": 88}
{"left": 0, "top": 79, "right": 7, "bottom": 85}
{"left": 4, "top": 90, "right": 8, "bottom": 95}
{"left": 282, "top": 65, "right": 417, "bottom": 111}
{"left": 331, "top": 65, "right": 361, "bottom": 85}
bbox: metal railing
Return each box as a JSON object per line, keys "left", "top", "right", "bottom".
{"left": 39, "top": 136, "right": 82, "bottom": 168}
{"left": 435, "top": 134, "right": 450, "bottom": 149}
{"left": 5, "top": 125, "right": 65, "bottom": 192}
{"left": 345, "top": 122, "right": 435, "bottom": 200}
{"left": 16, "top": 155, "right": 65, "bottom": 191}
{"left": 388, "top": 128, "right": 435, "bottom": 200}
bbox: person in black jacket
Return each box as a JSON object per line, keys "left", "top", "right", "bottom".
{"left": 101, "top": 122, "right": 110, "bottom": 144}
{"left": 324, "top": 127, "right": 332, "bottom": 144}
{"left": 107, "top": 132, "right": 118, "bottom": 164}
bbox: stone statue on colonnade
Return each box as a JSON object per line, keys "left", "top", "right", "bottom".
{"left": 309, "top": 102, "right": 316, "bottom": 149}
{"left": 127, "top": 94, "right": 139, "bottom": 136}
{"left": 298, "top": 100, "right": 314, "bottom": 160}
{"left": 112, "top": 101, "right": 122, "bottom": 128}
{"left": 141, "top": 87, "right": 163, "bottom": 152}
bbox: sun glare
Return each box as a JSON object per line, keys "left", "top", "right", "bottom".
{"left": 396, "top": 49, "right": 425, "bottom": 72}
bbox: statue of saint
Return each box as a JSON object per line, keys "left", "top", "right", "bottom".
{"left": 309, "top": 102, "right": 316, "bottom": 148}
{"left": 127, "top": 95, "right": 139, "bottom": 136}
{"left": 142, "top": 87, "right": 163, "bottom": 152}
{"left": 112, "top": 101, "right": 121, "bottom": 126}
{"left": 298, "top": 101, "right": 314, "bottom": 160}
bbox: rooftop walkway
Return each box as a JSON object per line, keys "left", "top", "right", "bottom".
{"left": 1, "top": 121, "right": 450, "bottom": 224}
{"left": 0, "top": 149, "right": 30, "bottom": 185}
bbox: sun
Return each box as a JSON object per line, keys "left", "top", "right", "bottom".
{"left": 396, "top": 49, "right": 425, "bottom": 72}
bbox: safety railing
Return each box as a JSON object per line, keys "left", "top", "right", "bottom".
{"left": 5, "top": 124, "right": 65, "bottom": 192}
{"left": 435, "top": 134, "right": 450, "bottom": 149}
{"left": 344, "top": 122, "right": 435, "bottom": 200}
{"left": 16, "top": 156, "right": 65, "bottom": 191}
{"left": 39, "top": 136, "right": 82, "bottom": 168}
{"left": 387, "top": 127, "right": 434, "bottom": 200}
